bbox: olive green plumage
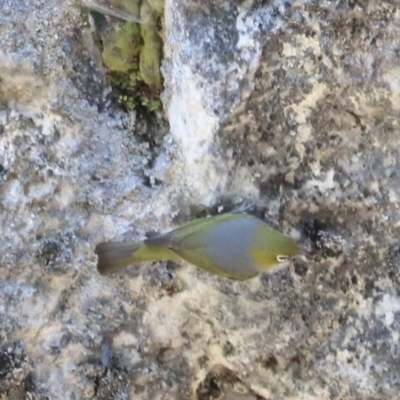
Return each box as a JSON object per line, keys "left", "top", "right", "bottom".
{"left": 95, "top": 213, "right": 298, "bottom": 281}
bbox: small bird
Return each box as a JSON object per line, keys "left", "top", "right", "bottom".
{"left": 95, "top": 213, "right": 299, "bottom": 281}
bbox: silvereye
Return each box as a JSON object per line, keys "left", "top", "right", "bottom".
{"left": 95, "top": 213, "right": 298, "bottom": 281}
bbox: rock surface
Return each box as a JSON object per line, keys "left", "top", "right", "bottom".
{"left": 1, "top": 0, "right": 400, "bottom": 399}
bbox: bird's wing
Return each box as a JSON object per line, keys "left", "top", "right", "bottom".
{"left": 143, "top": 213, "right": 242, "bottom": 250}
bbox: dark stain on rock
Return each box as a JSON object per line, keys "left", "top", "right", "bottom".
{"left": 196, "top": 364, "right": 266, "bottom": 400}
{"left": 0, "top": 341, "right": 29, "bottom": 394}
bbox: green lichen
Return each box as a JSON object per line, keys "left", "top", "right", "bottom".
{"left": 118, "top": 94, "right": 137, "bottom": 110}
{"left": 147, "top": 0, "right": 164, "bottom": 14}
{"left": 120, "top": 0, "right": 142, "bottom": 17}
{"left": 102, "top": 21, "right": 141, "bottom": 73}
{"left": 139, "top": 14, "right": 162, "bottom": 88}
{"left": 90, "top": 0, "right": 164, "bottom": 112}
{"left": 141, "top": 96, "right": 161, "bottom": 111}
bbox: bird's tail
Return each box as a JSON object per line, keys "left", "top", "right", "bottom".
{"left": 95, "top": 241, "right": 143, "bottom": 275}
{"left": 95, "top": 240, "right": 179, "bottom": 275}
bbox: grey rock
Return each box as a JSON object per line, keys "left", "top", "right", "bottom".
{"left": 0, "top": 341, "right": 30, "bottom": 394}
{"left": 1, "top": 0, "right": 400, "bottom": 399}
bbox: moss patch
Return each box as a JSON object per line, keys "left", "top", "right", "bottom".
{"left": 89, "top": 1, "right": 164, "bottom": 112}
{"left": 102, "top": 21, "right": 141, "bottom": 73}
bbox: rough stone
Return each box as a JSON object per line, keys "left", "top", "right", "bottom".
{"left": 1, "top": 0, "right": 400, "bottom": 399}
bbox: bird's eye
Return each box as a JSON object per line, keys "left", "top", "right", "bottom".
{"left": 276, "top": 255, "right": 289, "bottom": 263}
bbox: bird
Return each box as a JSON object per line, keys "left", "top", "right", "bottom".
{"left": 94, "top": 213, "right": 299, "bottom": 281}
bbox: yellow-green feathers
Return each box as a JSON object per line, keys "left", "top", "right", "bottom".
{"left": 95, "top": 213, "right": 298, "bottom": 280}
{"left": 250, "top": 224, "right": 298, "bottom": 271}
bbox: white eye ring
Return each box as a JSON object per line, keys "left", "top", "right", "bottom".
{"left": 276, "top": 255, "right": 289, "bottom": 263}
